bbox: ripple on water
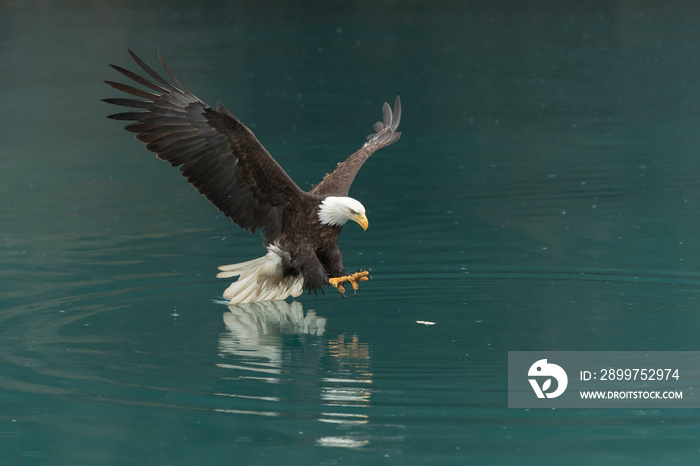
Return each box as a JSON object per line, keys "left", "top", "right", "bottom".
{"left": 3, "top": 253, "right": 700, "bottom": 457}
{"left": 0, "top": 280, "right": 390, "bottom": 449}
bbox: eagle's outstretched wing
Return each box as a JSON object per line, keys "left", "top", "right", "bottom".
{"left": 311, "top": 96, "right": 402, "bottom": 197}
{"left": 104, "top": 50, "right": 305, "bottom": 244}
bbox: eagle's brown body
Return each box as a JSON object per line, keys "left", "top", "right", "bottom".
{"left": 104, "top": 50, "right": 401, "bottom": 303}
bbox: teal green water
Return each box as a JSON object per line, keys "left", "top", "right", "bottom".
{"left": 3, "top": 1, "right": 700, "bottom": 464}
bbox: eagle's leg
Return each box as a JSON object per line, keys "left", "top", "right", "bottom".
{"left": 328, "top": 270, "right": 371, "bottom": 297}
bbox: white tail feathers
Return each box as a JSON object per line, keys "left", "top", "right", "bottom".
{"left": 216, "top": 247, "right": 304, "bottom": 304}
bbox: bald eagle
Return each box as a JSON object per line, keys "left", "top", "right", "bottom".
{"left": 104, "top": 51, "right": 401, "bottom": 304}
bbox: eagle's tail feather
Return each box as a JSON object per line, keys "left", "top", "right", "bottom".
{"left": 216, "top": 248, "right": 304, "bottom": 304}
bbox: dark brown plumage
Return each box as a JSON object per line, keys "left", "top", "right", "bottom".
{"left": 104, "top": 50, "right": 401, "bottom": 303}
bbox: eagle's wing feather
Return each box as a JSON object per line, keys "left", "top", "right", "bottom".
{"left": 104, "top": 50, "right": 305, "bottom": 243}
{"left": 311, "top": 96, "right": 401, "bottom": 197}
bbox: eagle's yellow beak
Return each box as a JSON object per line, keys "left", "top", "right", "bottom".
{"left": 353, "top": 213, "right": 369, "bottom": 231}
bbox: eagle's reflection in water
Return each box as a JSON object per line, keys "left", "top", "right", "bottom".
{"left": 217, "top": 300, "right": 375, "bottom": 449}
{"left": 221, "top": 300, "right": 326, "bottom": 356}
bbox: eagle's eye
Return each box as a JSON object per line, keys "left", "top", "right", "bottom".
{"left": 350, "top": 209, "right": 358, "bottom": 215}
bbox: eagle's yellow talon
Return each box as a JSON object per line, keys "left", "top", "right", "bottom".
{"left": 329, "top": 270, "right": 371, "bottom": 297}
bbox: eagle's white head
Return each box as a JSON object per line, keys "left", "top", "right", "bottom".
{"left": 317, "top": 196, "right": 368, "bottom": 230}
